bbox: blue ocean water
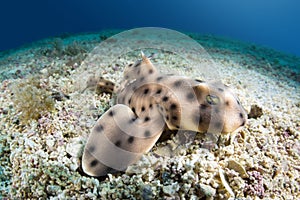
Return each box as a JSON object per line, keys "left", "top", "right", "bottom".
{"left": 0, "top": 0, "right": 300, "bottom": 57}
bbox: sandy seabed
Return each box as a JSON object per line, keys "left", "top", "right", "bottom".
{"left": 0, "top": 30, "right": 299, "bottom": 199}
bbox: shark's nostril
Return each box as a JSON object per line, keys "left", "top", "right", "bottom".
{"left": 240, "top": 120, "right": 246, "bottom": 127}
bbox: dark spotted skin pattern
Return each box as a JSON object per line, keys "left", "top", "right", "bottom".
{"left": 82, "top": 53, "right": 247, "bottom": 177}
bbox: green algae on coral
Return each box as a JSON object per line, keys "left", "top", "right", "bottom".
{"left": 11, "top": 76, "right": 55, "bottom": 124}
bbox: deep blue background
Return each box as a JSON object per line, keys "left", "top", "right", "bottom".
{"left": 1, "top": 0, "right": 300, "bottom": 56}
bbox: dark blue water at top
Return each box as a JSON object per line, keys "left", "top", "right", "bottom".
{"left": 1, "top": 0, "right": 300, "bottom": 57}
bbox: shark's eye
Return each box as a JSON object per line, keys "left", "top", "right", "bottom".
{"left": 206, "top": 95, "right": 220, "bottom": 105}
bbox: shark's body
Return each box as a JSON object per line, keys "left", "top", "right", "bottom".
{"left": 82, "top": 53, "right": 247, "bottom": 177}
